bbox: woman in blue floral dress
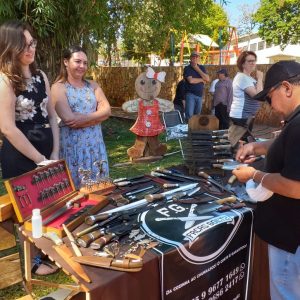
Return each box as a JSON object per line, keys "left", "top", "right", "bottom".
{"left": 51, "top": 45, "right": 111, "bottom": 188}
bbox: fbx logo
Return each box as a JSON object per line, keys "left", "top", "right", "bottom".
{"left": 139, "top": 202, "right": 245, "bottom": 264}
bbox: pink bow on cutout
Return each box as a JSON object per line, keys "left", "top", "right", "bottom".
{"left": 146, "top": 67, "right": 166, "bottom": 83}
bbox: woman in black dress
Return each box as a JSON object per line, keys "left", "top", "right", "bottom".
{"left": 0, "top": 20, "right": 59, "bottom": 178}
{"left": 0, "top": 20, "right": 59, "bottom": 274}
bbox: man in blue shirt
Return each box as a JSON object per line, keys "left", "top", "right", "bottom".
{"left": 183, "top": 51, "right": 210, "bottom": 120}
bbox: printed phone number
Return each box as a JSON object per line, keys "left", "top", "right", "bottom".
{"left": 191, "top": 263, "right": 246, "bottom": 300}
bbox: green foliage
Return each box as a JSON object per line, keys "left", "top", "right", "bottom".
{"left": 121, "top": 0, "right": 230, "bottom": 62}
{"left": 0, "top": 0, "right": 109, "bottom": 79}
{"left": 0, "top": 0, "right": 230, "bottom": 73}
{"left": 254, "top": 0, "right": 300, "bottom": 49}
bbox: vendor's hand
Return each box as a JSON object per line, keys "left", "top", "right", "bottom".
{"left": 235, "top": 142, "right": 256, "bottom": 163}
{"left": 50, "top": 151, "right": 59, "bottom": 161}
{"left": 232, "top": 166, "right": 256, "bottom": 183}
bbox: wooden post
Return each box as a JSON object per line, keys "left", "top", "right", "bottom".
{"left": 23, "top": 239, "right": 32, "bottom": 293}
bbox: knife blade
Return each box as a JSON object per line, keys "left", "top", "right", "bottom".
{"left": 42, "top": 193, "right": 88, "bottom": 226}
{"left": 114, "top": 178, "right": 152, "bottom": 187}
{"left": 185, "top": 204, "right": 198, "bottom": 229}
{"left": 155, "top": 215, "right": 213, "bottom": 222}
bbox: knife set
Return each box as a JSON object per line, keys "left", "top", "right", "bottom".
{"left": 4, "top": 160, "right": 109, "bottom": 237}
{"left": 182, "top": 129, "right": 233, "bottom": 173}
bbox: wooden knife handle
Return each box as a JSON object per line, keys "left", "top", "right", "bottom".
{"left": 213, "top": 144, "right": 232, "bottom": 150}
{"left": 216, "top": 196, "right": 237, "bottom": 204}
{"left": 85, "top": 213, "right": 110, "bottom": 226}
{"left": 163, "top": 183, "right": 180, "bottom": 188}
{"left": 77, "top": 229, "right": 104, "bottom": 248}
{"left": 212, "top": 164, "right": 223, "bottom": 169}
{"left": 198, "top": 171, "right": 210, "bottom": 179}
{"left": 228, "top": 175, "right": 237, "bottom": 185}
{"left": 115, "top": 181, "right": 130, "bottom": 187}
{"left": 145, "top": 193, "right": 165, "bottom": 202}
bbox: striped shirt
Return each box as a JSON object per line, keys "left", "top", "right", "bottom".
{"left": 229, "top": 72, "right": 261, "bottom": 119}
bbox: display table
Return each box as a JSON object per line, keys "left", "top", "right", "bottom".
{"left": 21, "top": 198, "right": 256, "bottom": 300}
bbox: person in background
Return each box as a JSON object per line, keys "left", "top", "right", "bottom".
{"left": 183, "top": 51, "right": 210, "bottom": 121}
{"left": 0, "top": 20, "right": 59, "bottom": 275}
{"left": 228, "top": 51, "right": 263, "bottom": 147}
{"left": 213, "top": 68, "right": 233, "bottom": 129}
{"left": 209, "top": 76, "right": 219, "bottom": 114}
{"left": 233, "top": 60, "right": 300, "bottom": 300}
{"left": 173, "top": 79, "right": 186, "bottom": 120}
{"left": 51, "top": 45, "right": 111, "bottom": 188}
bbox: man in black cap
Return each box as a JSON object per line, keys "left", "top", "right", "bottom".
{"left": 213, "top": 68, "right": 233, "bottom": 129}
{"left": 232, "top": 60, "right": 300, "bottom": 300}
{"left": 183, "top": 51, "right": 210, "bottom": 121}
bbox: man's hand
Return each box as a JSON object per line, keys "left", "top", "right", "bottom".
{"left": 235, "top": 142, "right": 256, "bottom": 163}
{"left": 232, "top": 166, "right": 256, "bottom": 183}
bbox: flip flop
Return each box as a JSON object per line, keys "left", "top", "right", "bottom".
{"left": 32, "top": 255, "right": 59, "bottom": 275}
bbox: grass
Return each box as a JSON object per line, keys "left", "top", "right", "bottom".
{"left": 0, "top": 117, "right": 183, "bottom": 299}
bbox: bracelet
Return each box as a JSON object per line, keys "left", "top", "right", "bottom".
{"left": 252, "top": 170, "right": 259, "bottom": 181}
{"left": 261, "top": 173, "right": 269, "bottom": 186}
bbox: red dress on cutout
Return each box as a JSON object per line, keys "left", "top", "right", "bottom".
{"left": 130, "top": 99, "right": 165, "bottom": 136}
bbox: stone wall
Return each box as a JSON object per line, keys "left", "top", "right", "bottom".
{"left": 91, "top": 64, "right": 282, "bottom": 127}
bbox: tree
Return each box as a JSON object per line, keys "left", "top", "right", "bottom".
{"left": 121, "top": 0, "right": 230, "bottom": 63}
{"left": 0, "top": 0, "right": 109, "bottom": 79}
{"left": 254, "top": 0, "right": 300, "bottom": 49}
{"left": 236, "top": 3, "right": 259, "bottom": 37}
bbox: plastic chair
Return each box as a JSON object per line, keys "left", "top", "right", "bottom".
{"left": 162, "top": 110, "right": 187, "bottom": 157}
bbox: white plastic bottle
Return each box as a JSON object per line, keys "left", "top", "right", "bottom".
{"left": 32, "top": 208, "right": 43, "bottom": 238}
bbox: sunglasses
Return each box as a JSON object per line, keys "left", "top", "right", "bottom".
{"left": 265, "top": 83, "right": 282, "bottom": 104}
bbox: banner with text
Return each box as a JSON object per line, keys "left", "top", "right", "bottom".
{"left": 139, "top": 202, "right": 254, "bottom": 300}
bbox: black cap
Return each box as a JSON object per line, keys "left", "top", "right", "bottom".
{"left": 217, "top": 68, "right": 228, "bottom": 76}
{"left": 190, "top": 51, "right": 200, "bottom": 57}
{"left": 254, "top": 60, "right": 300, "bottom": 101}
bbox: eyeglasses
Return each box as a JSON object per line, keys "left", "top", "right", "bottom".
{"left": 25, "top": 39, "right": 37, "bottom": 52}
{"left": 245, "top": 59, "right": 256, "bottom": 63}
{"left": 265, "top": 83, "right": 281, "bottom": 104}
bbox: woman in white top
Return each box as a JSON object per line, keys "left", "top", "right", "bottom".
{"left": 229, "top": 51, "right": 263, "bottom": 146}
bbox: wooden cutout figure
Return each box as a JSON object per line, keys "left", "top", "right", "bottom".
{"left": 122, "top": 67, "right": 174, "bottom": 160}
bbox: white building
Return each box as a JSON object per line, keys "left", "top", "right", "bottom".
{"left": 229, "top": 33, "right": 300, "bottom": 65}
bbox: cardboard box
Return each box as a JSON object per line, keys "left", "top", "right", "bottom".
{"left": 4, "top": 160, "right": 111, "bottom": 237}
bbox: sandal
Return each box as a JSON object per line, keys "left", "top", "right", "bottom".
{"left": 32, "top": 255, "right": 59, "bottom": 275}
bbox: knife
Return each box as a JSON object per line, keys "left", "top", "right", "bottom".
{"left": 155, "top": 215, "right": 213, "bottom": 222}
{"left": 73, "top": 256, "right": 143, "bottom": 272}
{"left": 114, "top": 178, "right": 152, "bottom": 187}
{"left": 185, "top": 204, "right": 198, "bottom": 229}
{"left": 42, "top": 193, "right": 88, "bottom": 226}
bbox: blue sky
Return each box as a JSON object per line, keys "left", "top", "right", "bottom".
{"left": 224, "top": 0, "right": 259, "bottom": 27}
